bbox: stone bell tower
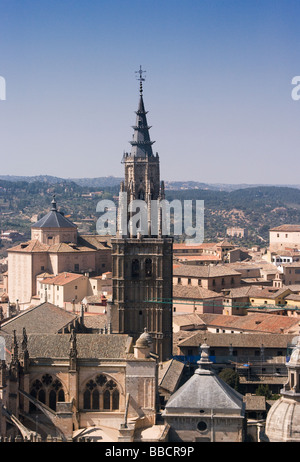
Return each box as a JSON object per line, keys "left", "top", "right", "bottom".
{"left": 109, "top": 68, "right": 173, "bottom": 362}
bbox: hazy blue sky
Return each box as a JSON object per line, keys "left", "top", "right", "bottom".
{"left": 0, "top": 0, "right": 300, "bottom": 184}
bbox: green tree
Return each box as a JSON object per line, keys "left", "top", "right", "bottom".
{"left": 255, "top": 384, "right": 272, "bottom": 400}
{"left": 218, "top": 368, "right": 241, "bottom": 392}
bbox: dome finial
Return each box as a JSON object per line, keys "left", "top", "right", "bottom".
{"left": 51, "top": 194, "right": 57, "bottom": 211}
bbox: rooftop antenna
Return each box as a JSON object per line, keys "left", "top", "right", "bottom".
{"left": 135, "top": 65, "right": 146, "bottom": 95}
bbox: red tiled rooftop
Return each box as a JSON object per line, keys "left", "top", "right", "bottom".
{"left": 41, "top": 272, "right": 85, "bottom": 286}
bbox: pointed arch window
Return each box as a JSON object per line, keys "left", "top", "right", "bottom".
{"left": 103, "top": 389, "right": 111, "bottom": 410}
{"left": 58, "top": 389, "right": 65, "bottom": 402}
{"left": 112, "top": 389, "right": 120, "bottom": 410}
{"left": 92, "top": 389, "right": 100, "bottom": 409}
{"left": 30, "top": 389, "right": 37, "bottom": 413}
{"left": 83, "top": 374, "right": 120, "bottom": 411}
{"left": 84, "top": 389, "right": 91, "bottom": 409}
{"left": 145, "top": 258, "right": 152, "bottom": 277}
{"left": 29, "top": 375, "right": 65, "bottom": 413}
{"left": 38, "top": 389, "right": 46, "bottom": 405}
{"left": 49, "top": 389, "right": 57, "bottom": 411}
{"left": 132, "top": 259, "right": 139, "bottom": 278}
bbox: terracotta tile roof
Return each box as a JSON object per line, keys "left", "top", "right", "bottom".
{"left": 48, "top": 242, "right": 95, "bottom": 253}
{"left": 176, "top": 255, "right": 221, "bottom": 261}
{"left": 194, "top": 312, "right": 300, "bottom": 334}
{"left": 285, "top": 284, "right": 300, "bottom": 293}
{"left": 8, "top": 240, "right": 96, "bottom": 253}
{"left": 83, "top": 294, "right": 106, "bottom": 304}
{"left": 285, "top": 294, "right": 300, "bottom": 301}
{"left": 248, "top": 287, "right": 291, "bottom": 300}
{"left": 282, "top": 262, "right": 300, "bottom": 268}
{"left": 241, "top": 278, "right": 269, "bottom": 284}
{"left": 216, "top": 239, "right": 234, "bottom": 247}
{"left": 158, "top": 359, "right": 185, "bottom": 393}
{"left": 8, "top": 240, "right": 49, "bottom": 252}
{"left": 222, "top": 286, "right": 261, "bottom": 298}
{"left": 243, "top": 395, "right": 266, "bottom": 411}
{"left": 41, "top": 272, "right": 85, "bottom": 286}
{"left": 173, "top": 243, "right": 217, "bottom": 250}
{"left": 177, "top": 331, "right": 296, "bottom": 349}
{"left": 0, "top": 302, "right": 77, "bottom": 335}
{"left": 173, "top": 313, "right": 207, "bottom": 328}
{"left": 36, "top": 272, "right": 54, "bottom": 278}
{"left": 240, "top": 376, "right": 286, "bottom": 385}
{"left": 270, "top": 224, "right": 300, "bottom": 232}
{"left": 4, "top": 333, "right": 133, "bottom": 361}
{"left": 173, "top": 265, "right": 241, "bottom": 278}
{"left": 173, "top": 284, "right": 221, "bottom": 300}
{"left": 273, "top": 249, "right": 300, "bottom": 256}
{"left": 82, "top": 313, "right": 108, "bottom": 330}
{"left": 79, "top": 235, "right": 112, "bottom": 250}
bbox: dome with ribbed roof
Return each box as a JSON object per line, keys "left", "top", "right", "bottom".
{"left": 264, "top": 336, "right": 300, "bottom": 441}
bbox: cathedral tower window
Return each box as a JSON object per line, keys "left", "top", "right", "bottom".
{"left": 138, "top": 190, "right": 145, "bottom": 200}
{"left": 132, "top": 259, "right": 139, "bottom": 278}
{"left": 145, "top": 258, "right": 152, "bottom": 277}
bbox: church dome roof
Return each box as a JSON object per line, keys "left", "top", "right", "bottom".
{"left": 31, "top": 196, "right": 77, "bottom": 229}
{"left": 265, "top": 399, "right": 300, "bottom": 442}
{"left": 164, "top": 342, "right": 244, "bottom": 414}
{"left": 135, "top": 328, "right": 152, "bottom": 348}
{"left": 264, "top": 337, "right": 300, "bottom": 441}
{"left": 289, "top": 337, "right": 300, "bottom": 366}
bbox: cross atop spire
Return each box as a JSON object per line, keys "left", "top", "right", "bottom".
{"left": 135, "top": 65, "right": 146, "bottom": 95}
{"left": 129, "top": 68, "right": 155, "bottom": 158}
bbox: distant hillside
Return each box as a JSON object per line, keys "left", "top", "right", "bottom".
{"left": 1, "top": 176, "right": 300, "bottom": 249}
{"left": 0, "top": 175, "right": 299, "bottom": 191}
{"left": 0, "top": 175, "right": 123, "bottom": 188}
{"left": 69, "top": 176, "right": 123, "bottom": 188}
{"left": 166, "top": 186, "right": 300, "bottom": 243}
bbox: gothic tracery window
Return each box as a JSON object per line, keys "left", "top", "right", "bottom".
{"left": 83, "top": 374, "right": 120, "bottom": 411}
{"left": 29, "top": 375, "right": 65, "bottom": 412}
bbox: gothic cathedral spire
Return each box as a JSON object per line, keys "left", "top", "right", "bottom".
{"left": 110, "top": 69, "right": 173, "bottom": 362}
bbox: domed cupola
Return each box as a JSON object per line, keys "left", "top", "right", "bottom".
{"left": 31, "top": 195, "right": 77, "bottom": 245}
{"left": 264, "top": 336, "right": 300, "bottom": 441}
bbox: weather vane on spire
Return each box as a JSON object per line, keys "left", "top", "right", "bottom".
{"left": 135, "top": 65, "right": 146, "bottom": 95}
